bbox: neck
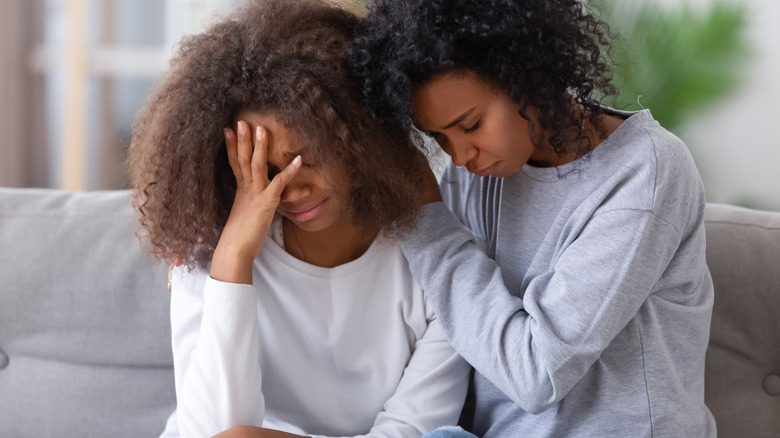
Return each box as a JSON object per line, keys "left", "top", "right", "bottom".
{"left": 283, "top": 217, "right": 376, "bottom": 268}
{"left": 527, "top": 109, "right": 624, "bottom": 168}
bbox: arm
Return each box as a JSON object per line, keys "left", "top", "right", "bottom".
{"left": 172, "top": 122, "right": 302, "bottom": 437}
{"left": 211, "top": 121, "right": 301, "bottom": 284}
{"left": 401, "top": 203, "right": 681, "bottom": 413}
{"left": 209, "top": 315, "right": 470, "bottom": 438}
{"left": 313, "top": 312, "right": 469, "bottom": 438}
{"left": 171, "top": 272, "right": 267, "bottom": 437}
{"left": 362, "top": 314, "right": 470, "bottom": 437}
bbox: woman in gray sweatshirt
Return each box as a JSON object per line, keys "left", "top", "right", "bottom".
{"left": 351, "top": 0, "right": 716, "bottom": 436}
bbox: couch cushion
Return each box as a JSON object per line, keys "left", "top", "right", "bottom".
{"left": 0, "top": 188, "right": 174, "bottom": 438}
{"left": 704, "top": 203, "right": 780, "bottom": 438}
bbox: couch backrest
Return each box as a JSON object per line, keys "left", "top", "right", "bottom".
{"left": 2, "top": 189, "right": 779, "bottom": 438}
{"left": 0, "top": 188, "right": 174, "bottom": 438}
{"left": 703, "top": 203, "right": 780, "bottom": 438}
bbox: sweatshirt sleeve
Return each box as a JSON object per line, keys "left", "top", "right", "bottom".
{"left": 400, "top": 202, "right": 681, "bottom": 414}
{"left": 312, "top": 312, "right": 470, "bottom": 438}
{"left": 169, "top": 269, "right": 265, "bottom": 438}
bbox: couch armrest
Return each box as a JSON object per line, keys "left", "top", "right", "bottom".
{"left": 704, "top": 203, "right": 780, "bottom": 438}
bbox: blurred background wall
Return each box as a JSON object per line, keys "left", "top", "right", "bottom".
{"left": 0, "top": 0, "right": 242, "bottom": 191}
{"left": 602, "top": 0, "right": 780, "bottom": 211}
{"left": 0, "top": 0, "right": 777, "bottom": 211}
{"left": 664, "top": 0, "right": 780, "bottom": 211}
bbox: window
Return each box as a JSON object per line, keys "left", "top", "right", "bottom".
{"left": 6, "top": 0, "right": 241, "bottom": 189}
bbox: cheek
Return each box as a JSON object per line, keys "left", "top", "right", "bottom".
{"left": 317, "top": 169, "right": 350, "bottom": 205}
{"left": 325, "top": 184, "right": 353, "bottom": 223}
{"left": 480, "top": 121, "right": 512, "bottom": 156}
{"left": 495, "top": 112, "right": 530, "bottom": 150}
{"left": 299, "top": 164, "right": 331, "bottom": 190}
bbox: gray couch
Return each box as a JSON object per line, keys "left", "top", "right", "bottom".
{"left": 0, "top": 187, "right": 778, "bottom": 438}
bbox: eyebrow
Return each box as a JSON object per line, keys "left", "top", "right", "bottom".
{"left": 442, "top": 107, "right": 477, "bottom": 130}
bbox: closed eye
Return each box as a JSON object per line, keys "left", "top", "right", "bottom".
{"left": 268, "top": 162, "right": 309, "bottom": 179}
{"left": 464, "top": 120, "right": 481, "bottom": 134}
{"left": 285, "top": 148, "right": 316, "bottom": 167}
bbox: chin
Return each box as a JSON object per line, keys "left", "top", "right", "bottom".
{"left": 287, "top": 213, "right": 340, "bottom": 234}
{"left": 295, "top": 223, "right": 329, "bottom": 234}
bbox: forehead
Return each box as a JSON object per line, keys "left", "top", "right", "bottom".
{"left": 234, "top": 110, "right": 309, "bottom": 162}
{"left": 412, "top": 73, "right": 496, "bottom": 129}
{"left": 235, "top": 110, "right": 296, "bottom": 145}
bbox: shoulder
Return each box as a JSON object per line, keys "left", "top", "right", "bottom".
{"left": 349, "top": 238, "right": 433, "bottom": 334}
{"left": 610, "top": 110, "right": 696, "bottom": 177}
{"left": 171, "top": 263, "right": 209, "bottom": 293}
{"left": 594, "top": 109, "right": 706, "bottom": 231}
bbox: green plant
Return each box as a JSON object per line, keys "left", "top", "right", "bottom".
{"left": 594, "top": 0, "right": 749, "bottom": 131}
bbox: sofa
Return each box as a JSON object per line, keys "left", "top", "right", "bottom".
{"left": 0, "top": 187, "right": 778, "bottom": 438}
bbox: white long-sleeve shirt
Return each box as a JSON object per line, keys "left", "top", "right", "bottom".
{"left": 159, "top": 229, "right": 469, "bottom": 438}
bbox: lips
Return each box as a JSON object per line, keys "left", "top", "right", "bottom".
{"left": 471, "top": 163, "right": 496, "bottom": 177}
{"left": 284, "top": 200, "right": 326, "bottom": 223}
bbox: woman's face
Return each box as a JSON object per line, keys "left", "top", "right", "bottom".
{"left": 235, "top": 110, "right": 351, "bottom": 234}
{"left": 412, "top": 72, "right": 542, "bottom": 177}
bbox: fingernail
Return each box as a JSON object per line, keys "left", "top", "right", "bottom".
{"left": 293, "top": 155, "right": 302, "bottom": 165}
{"left": 256, "top": 126, "right": 263, "bottom": 138}
{"left": 237, "top": 121, "right": 244, "bottom": 133}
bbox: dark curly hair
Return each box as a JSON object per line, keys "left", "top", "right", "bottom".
{"left": 350, "top": 0, "right": 618, "bottom": 158}
{"left": 128, "top": 0, "right": 426, "bottom": 269}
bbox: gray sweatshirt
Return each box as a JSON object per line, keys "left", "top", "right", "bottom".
{"left": 401, "top": 110, "right": 716, "bottom": 437}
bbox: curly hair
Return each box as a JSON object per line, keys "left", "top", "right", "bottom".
{"left": 127, "top": 0, "right": 426, "bottom": 269}
{"left": 350, "top": 0, "right": 618, "bottom": 158}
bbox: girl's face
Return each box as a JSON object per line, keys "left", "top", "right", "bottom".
{"left": 235, "top": 110, "right": 351, "bottom": 234}
{"left": 412, "top": 72, "right": 546, "bottom": 177}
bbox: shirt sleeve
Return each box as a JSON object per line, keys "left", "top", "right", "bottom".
{"left": 400, "top": 202, "right": 682, "bottom": 414}
{"left": 312, "top": 311, "right": 471, "bottom": 438}
{"left": 169, "top": 269, "right": 265, "bottom": 438}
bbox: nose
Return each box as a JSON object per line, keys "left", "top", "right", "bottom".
{"left": 280, "top": 176, "right": 311, "bottom": 204}
{"left": 449, "top": 139, "right": 478, "bottom": 167}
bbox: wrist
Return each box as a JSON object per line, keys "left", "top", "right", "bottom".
{"left": 210, "top": 243, "right": 256, "bottom": 284}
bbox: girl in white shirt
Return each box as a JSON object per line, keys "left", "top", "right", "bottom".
{"left": 127, "top": 1, "right": 469, "bottom": 437}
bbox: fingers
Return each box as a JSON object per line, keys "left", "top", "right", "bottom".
{"left": 251, "top": 126, "right": 269, "bottom": 191}
{"left": 226, "top": 121, "right": 299, "bottom": 198}
{"left": 235, "top": 121, "right": 254, "bottom": 184}
{"left": 266, "top": 155, "right": 302, "bottom": 198}
{"left": 224, "top": 127, "right": 242, "bottom": 183}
